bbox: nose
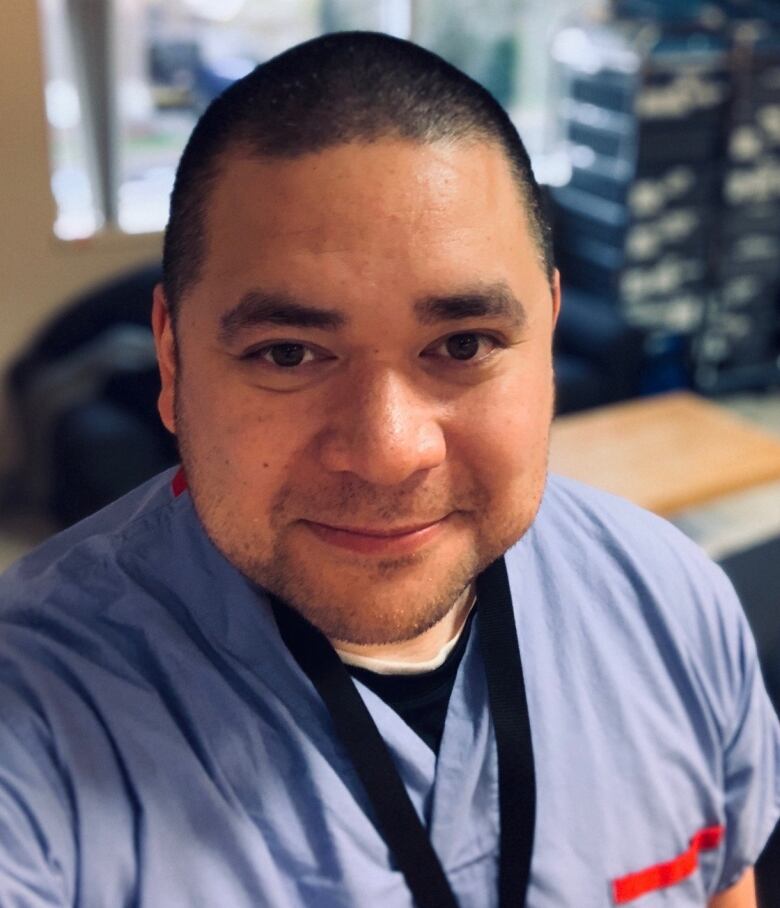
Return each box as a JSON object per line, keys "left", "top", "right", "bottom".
{"left": 316, "top": 366, "right": 447, "bottom": 485}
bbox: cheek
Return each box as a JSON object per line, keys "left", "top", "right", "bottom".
{"left": 210, "top": 392, "right": 348, "bottom": 506}
{"left": 177, "top": 373, "right": 287, "bottom": 486}
{"left": 203, "top": 416, "right": 290, "bottom": 489}
{"left": 465, "top": 407, "right": 549, "bottom": 488}
{"left": 456, "top": 365, "right": 553, "bottom": 476}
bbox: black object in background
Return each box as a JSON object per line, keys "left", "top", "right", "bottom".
{"left": 553, "top": 284, "right": 647, "bottom": 413}
{"left": 6, "top": 264, "right": 178, "bottom": 527}
{"left": 551, "top": 10, "right": 780, "bottom": 396}
{"left": 719, "top": 535, "right": 780, "bottom": 713}
{"left": 551, "top": 19, "right": 728, "bottom": 337}
{"left": 719, "top": 536, "right": 780, "bottom": 907}
{"left": 694, "top": 22, "right": 780, "bottom": 394}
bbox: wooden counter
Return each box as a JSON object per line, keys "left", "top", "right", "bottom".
{"left": 549, "top": 391, "right": 780, "bottom": 517}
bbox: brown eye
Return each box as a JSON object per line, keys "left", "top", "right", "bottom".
{"left": 424, "top": 332, "right": 504, "bottom": 367}
{"left": 268, "top": 343, "right": 307, "bottom": 367}
{"left": 445, "top": 333, "right": 480, "bottom": 360}
{"left": 241, "top": 340, "right": 333, "bottom": 372}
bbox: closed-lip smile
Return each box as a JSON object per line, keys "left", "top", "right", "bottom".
{"left": 301, "top": 516, "right": 450, "bottom": 555}
{"left": 308, "top": 521, "right": 441, "bottom": 537}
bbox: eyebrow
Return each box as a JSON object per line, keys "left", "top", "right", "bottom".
{"left": 414, "top": 284, "right": 528, "bottom": 329}
{"left": 218, "top": 292, "right": 347, "bottom": 344}
{"left": 218, "top": 282, "right": 527, "bottom": 345}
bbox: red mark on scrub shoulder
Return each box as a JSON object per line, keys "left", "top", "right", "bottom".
{"left": 171, "top": 467, "right": 188, "bottom": 497}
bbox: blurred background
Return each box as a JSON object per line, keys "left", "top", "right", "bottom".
{"left": 1, "top": 0, "right": 780, "bottom": 893}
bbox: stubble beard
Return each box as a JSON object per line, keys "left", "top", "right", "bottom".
{"left": 173, "top": 376, "right": 553, "bottom": 647}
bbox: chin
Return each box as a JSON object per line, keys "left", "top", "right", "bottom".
{"left": 189, "top": 462, "right": 547, "bottom": 644}
{"left": 240, "top": 513, "right": 533, "bottom": 644}
{"left": 245, "top": 546, "right": 480, "bottom": 645}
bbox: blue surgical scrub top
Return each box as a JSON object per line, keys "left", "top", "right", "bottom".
{"left": 0, "top": 470, "right": 778, "bottom": 906}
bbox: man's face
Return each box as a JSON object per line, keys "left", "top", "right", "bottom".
{"left": 153, "top": 139, "right": 560, "bottom": 645}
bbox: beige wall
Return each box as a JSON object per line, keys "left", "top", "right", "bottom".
{"left": 0, "top": 3, "right": 162, "bottom": 449}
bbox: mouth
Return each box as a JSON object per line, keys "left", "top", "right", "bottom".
{"left": 313, "top": 521, "right": 441, "bottom": 537}
{"left": 301, "top": 516, "right": 449, "bottom": 555}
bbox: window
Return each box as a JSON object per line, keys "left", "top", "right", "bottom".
{"left": 39, "top": 0, "right": 594, "bottom": 240}
{"left": 114, "top": 0, "right": 330, "bottom": 234}
{"left": 40, "top": 0, "right": 103, "bottom": 239}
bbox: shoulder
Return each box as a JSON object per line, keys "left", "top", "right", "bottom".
{"left": 533, "top": 472, "right": 735, "bottom": 605}
{"left": 0, "top": 468, "right": 189, "bottom": 630}
{"left": 539, "top": 472, "right": 703, "bottom": 552}
{"left": 515, "top": 477, "right": 780, "bottom": 903}
{"left": 0, "top": 466, "right": 260, "bottom": 691}
{"left": 0, "top": 467, "right": 200, "bottom": 767}
{"left": 517, "top": 474, "right": 752, "bottom": 730}
{"left": 0, "top": 474, "right": 189, "bottom": 905}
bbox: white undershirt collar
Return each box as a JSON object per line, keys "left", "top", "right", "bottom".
{"left": 335, "top": 594, "right": 477, "bottom": 676}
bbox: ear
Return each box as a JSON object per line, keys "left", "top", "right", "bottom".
{"left": 551, "top": 269, "right": 562, "bottom": 330}
{"left": 152, "top": 283, "right": 176, "bottom": 435}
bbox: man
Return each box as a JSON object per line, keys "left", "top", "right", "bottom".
{"left": 0, "top": 31, "right": 777, "bottom": 908}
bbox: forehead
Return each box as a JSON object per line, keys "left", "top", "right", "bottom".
{"left": 197, "top": 139, "right": 546, "bottom": 313}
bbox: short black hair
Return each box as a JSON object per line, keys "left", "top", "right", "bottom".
{"left": 162, "top": 30, "right": 554, "bottom": 318}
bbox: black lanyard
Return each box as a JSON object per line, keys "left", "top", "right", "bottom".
{"left": 271, "top": 556, "right": 535, "bottom": 908}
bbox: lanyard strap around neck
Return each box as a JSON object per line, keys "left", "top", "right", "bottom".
{"left": 271, "top": 555, "right": 535, "bottom": 908}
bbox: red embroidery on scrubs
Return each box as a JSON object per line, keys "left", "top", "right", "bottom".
{"left": 612, "top": 825, "right": 725, "bottom": 904}
{"left": 171, "top": 467, "right": 188, "bottom": 498}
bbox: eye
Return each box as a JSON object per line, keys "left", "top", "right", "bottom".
{"left": 426, "top": 332, "right": 503, "bottom": 363}
{"left": 243, "top": 342, "right": 320, "bottom": 368}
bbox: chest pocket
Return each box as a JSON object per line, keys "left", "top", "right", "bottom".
{"left": 611, "top": 826, "right": 724, "bottom": 904}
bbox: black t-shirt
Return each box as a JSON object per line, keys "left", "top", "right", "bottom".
{"left": 346, "top": 607, "right": 477, "bottom": 755}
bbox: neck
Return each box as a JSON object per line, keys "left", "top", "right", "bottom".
{"left": 332, "top": 584, "right": 475, "bottom": 664}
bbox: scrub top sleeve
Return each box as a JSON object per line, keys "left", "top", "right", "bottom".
{"left": 715, "top": 588, "right": 780, "bottom": 893}
{"left": 0, "top": 682, "right": 74, "bottom": 907}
